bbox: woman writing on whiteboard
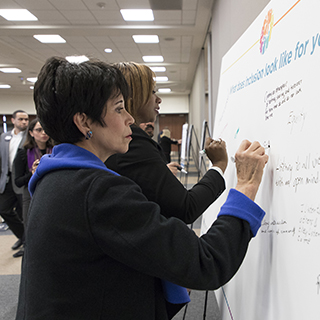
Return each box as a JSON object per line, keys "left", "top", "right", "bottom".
{"left": 16, "top": 56, "right": 268, "bottom": 320}
{"left": 105, "top": 62, "right": 228, "bottom": 224}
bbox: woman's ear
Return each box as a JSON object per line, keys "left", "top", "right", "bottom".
{"left": 73, "top": 113, "right": 91, "bottom": 138}
{"left": 29, "top": 130, "right": 34, "bottom": 138}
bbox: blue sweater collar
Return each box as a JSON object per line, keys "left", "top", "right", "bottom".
{"left": 28, "top": 143, "right": 119, "bottom": 195}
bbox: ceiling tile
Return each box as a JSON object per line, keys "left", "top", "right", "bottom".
{"left": 60, "top": 10, "right": 97, "bottom": 21}
{"left": 15, "top": 0, "right": 55, "bottom": 10}
{"left": 116, "top": 0, "right": 151, "bottom": 9}
{"left": 90, "top": 10, "right": 125, "bottom": 23}
{"left": 182, "top": 10, "right": 196, "bottom": 23}
{"left": 153, "top": 10, "right": 181, "bottom": 23}
{"left": 183, "top": 0, "right": 198, "bottom": 10}
{"left": 82, "top": 0, "right": 120, "bottom": 10}
{"left": 30, "top": 10, "right": 69, "bottom": 23}
{"left": 48, "top": 0, "right": 88, "bottom": 10}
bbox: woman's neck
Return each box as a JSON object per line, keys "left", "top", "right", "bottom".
{"left": 36, "top": 141, "right": 47, "bottom": 150}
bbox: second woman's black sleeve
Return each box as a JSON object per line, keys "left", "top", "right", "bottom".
{"left": 14, "top": 148, "right": 32, "bottom": 188}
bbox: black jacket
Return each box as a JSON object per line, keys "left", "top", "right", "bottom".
{"left": 17, "top": 169, "right": 255, "bottom": 320}
{"left": 16, "top": 144, "right": 264, "bottom": 320}
{"left": 106, "top": 125, "right": 225, "bottom": 224}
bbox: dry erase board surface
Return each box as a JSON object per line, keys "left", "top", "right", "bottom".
{"left": 201, "top": 0, "right": 320, "bottom": 319}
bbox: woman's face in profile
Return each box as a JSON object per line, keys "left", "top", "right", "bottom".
{"left": 89, "top": 93, "right": 134, "bottom": 161}
{"left": 139, "top": 89, "right": 162, "bottom": 124}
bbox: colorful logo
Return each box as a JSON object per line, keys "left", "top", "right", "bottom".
{"left": 260, "top": 9, "right": 274, "bottom": 54}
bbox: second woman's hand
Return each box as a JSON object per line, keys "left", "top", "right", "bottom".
{"left": 204, "top": 137, "right": 228, "bottom": 173}
{"left": 31, "top": 159, "right": 40, "bottom": 175}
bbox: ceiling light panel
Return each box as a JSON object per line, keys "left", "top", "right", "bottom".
{"left": 143, "top": 56, "right": 164, "bottom": 62}
{"left": 0, "top": 68, "right": 21, "bottom": 73}
{"left": 26, "top": 77, "right": 38, "bottom": 83}
{"left": 0, "top": 9, "right": 38, "bottom": 21}
{"left": 132, "top": 35, "right": 159, "bottom": 43}
{"left": 150, "top": 67, "right": 166, "bottom": 72}
{"left": 158, "top": 88, "right": 171, "bottom": 93}
{"left": 65, "top": 56, "right": 89, "bottom": 63}
{"left": 33, "top": 35, "right": 66, "bottom": 43}
{"left": 155, "top": 76, "right": 168, "bottom": 82}
{"left": 120, "top": 9, "right": 154, "bottom": 21}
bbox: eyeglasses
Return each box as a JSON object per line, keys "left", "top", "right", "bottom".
{"left": 33, "top": 128, "right": 45, "bottom": 133}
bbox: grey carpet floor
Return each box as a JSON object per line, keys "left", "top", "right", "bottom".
{"left": 0, "top": 274, "right": 19, "bottom": 320}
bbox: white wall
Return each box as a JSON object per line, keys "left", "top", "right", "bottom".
{"left": 189, "top": 50, "right": 206, "bottom": 138}
{"left": 0, "top": 92, "right": 36, "bottom": 114}
{"left": 0, "top": 91, "right": 188, "bottom": 116}
{"left": 158, "top": 94, "right": 189, "bottom": 114}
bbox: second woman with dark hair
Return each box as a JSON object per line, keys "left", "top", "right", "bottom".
{"left": 14, "top": 118, "right": 53, "bottom": 227}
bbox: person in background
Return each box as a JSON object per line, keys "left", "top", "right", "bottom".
{"left": 157, "top": 129, "right": 163, "bottom": 143}
{"left": 16, "top": 56, "right": 268, "bottom": 320}
{"left": 14, "top": 118, "right": 53, "bottom": 230}
{"left": 105, "top": 62, "right": 227, "bottom": 226}
{"left": 139, "top": 122, "right": 154, "bottom": 138}
{"left": 0, "top": 110, "right": 29, "bottom": 258}
{"left": 159, "top": 128, "right": 181, "bottom": 163}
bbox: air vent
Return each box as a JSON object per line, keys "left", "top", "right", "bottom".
{"left": 149, "top": 0, "right": 182, "bottom": 10}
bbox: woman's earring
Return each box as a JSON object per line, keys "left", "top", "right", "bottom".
{"left": 85, "top": 130, "right": 93, "bottom": 140}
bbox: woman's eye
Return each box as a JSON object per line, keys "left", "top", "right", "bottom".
{"left": 116, "top": 107, "right": 123, "bottom": 113}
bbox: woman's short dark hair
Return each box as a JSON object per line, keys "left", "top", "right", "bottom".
{"left": 34, "top": 57, "right": 129, "bottom": 144}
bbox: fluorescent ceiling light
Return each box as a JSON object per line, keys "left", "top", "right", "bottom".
{"left": 158, "top": 88, "right": 171, "bottom": 93}
{"left": 143, "top": 55, "right": 164, "bottom": 62}
{"left": 0, "top": 9, "right": 38, "bottom": 21}
{"left": 0, "top": 68, "right": 21, "bottom": 73}
{"left": 0, "top": 84, "right": 11, "bottom": 89}
{"left": 30, "top": 86, "right": 34, "bottom": 90}
{"left": 120, "top": 9, "right": 154, "bottom": 21}
{"left": 155, "top": 76, "right": 168, "bottom": 82}
{"left": 65, "top": 55, "right": 89, "bottom": 63}
{"left": 27, "top": 77, "right": 37, "bottom": 83}
{"left": 132, "top": 35, "right": 159, "bottom": 43}
{"left": 33, "top": 34, "right": 66, "bottom": 43}
{"left": 150, "top": 67, "right": 166, "bottom": 72}
{"left": 104, "top": 48, "right": 112, "bottom": 53}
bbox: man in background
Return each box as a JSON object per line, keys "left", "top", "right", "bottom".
{"left": 139, "top": 122, "right": 154, "bottom": 138}
{"left": 0, "top": 110, "right": 29, "bottom": 258}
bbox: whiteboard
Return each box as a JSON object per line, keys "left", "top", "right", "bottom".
{"left": 201, "top": 0, "right": 320, "bottom": 319}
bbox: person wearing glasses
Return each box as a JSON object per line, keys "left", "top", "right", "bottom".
{"left": 14, "top": 118, "right": 53, "bottom": 225}
{"left": 13, "top": 118, "right": 53, "bottom": 257}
